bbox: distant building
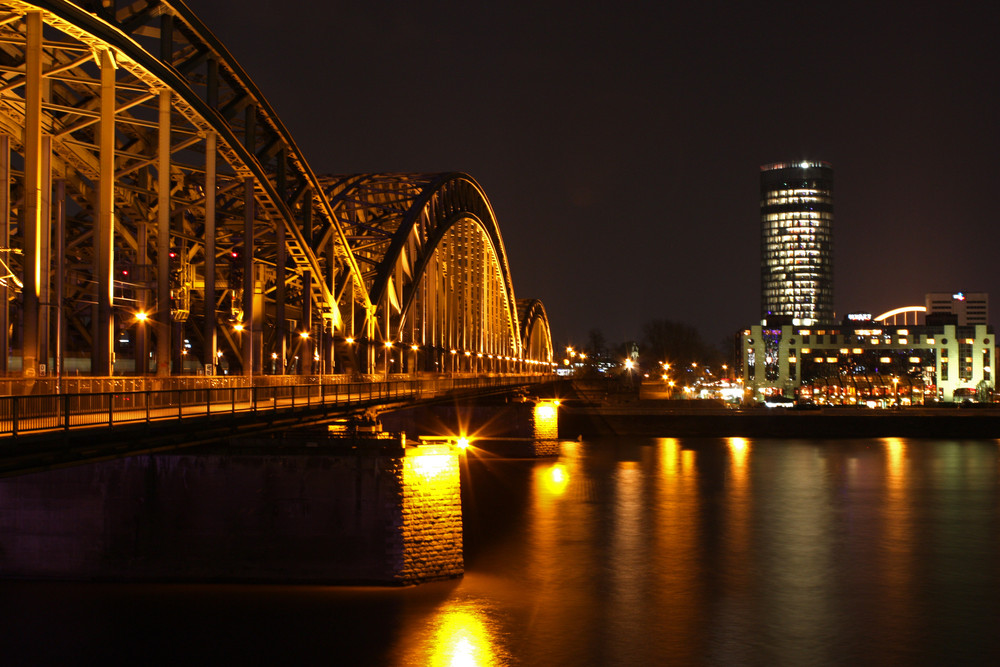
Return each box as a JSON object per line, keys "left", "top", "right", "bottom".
{"left": 740, "top": 322, "right": 995, "bottom": 404}
{"left": 925, "top": 292, "right": 988, "bottom": 326}
{"left": 760, "top": 161, "right": 834, "bottom": 326}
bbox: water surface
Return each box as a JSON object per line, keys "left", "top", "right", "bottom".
{"left": 2, "top": 437, "right": 998, "bottom": 665}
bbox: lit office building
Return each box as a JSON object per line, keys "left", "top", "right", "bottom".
{"left": 740, "top": 319, "right": 995, "bottom": 405}
{"left": 925, "top": 292, "right": 988, "bottom": 326}
{"left": 760, "top": 161, "right": 834, "bottom": 326}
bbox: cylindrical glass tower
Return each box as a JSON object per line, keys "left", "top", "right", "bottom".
{"left": 760, "top": 161, "right": 834, "bottom": 326}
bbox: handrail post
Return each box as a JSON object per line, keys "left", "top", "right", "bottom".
{"left": 146, "top": 389, "right": 151, "bottom": 423}
{"left": 109, "top": 391, "right": 114, "bottom": 427}
{"left": 12, "top": 396, "right": 18, "bottom": 436}
{"left": 64, "top": 393, "right": 70, "bottom": 431}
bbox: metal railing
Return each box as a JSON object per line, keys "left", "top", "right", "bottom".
{"left": 0, "top": 374, "right": 548, "bottom": 437}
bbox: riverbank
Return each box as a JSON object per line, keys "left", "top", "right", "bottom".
{"left": 555, "top": 380, "right": 1000, "bottom": 438}
{"left": 558, "top": 403, "right": 1000, "bottom": 438}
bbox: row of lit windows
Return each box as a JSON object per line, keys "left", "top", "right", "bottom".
{"left": 763, "top": 233, "right": 831, "bottom": 244}
{"left": 763, "top": 228, "right": 831, "bottom": 239}
{"left": 763, "top": 287, "right": 831, "bottom": 297}
{"left": 763, "top": 189, "right": 833, "bottom": 206}
{"left": 764, "top": 211, "right": 832, "bottom": 222}
{"left": 768, "top": 250, "right": 822, "bottom": 259}
{"left": 764, "top": 285, "right": 833, "bottom": 297}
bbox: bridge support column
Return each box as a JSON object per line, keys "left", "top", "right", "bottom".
{"left": 274, "top": 213, "right": 286, "bottom": 374}
{"left": 301, "top": 272, "right": 312, "bottom": 375}
{"left": 155, "top": 89, "right": 171, "bottom": 376}
{"left": 0, "top": 440, "right": 464, "bottom": 585}
{"left": 0, "top": 135, "right": 8, "bottom": 374}
{"left": 202, "top": 132, "right": 217, "bottom": 374}
{"left": 22, "top": 11, "right": 42, "bottom": 378}
{"left": 38, "top": 137, "right": 51, "bottom": 376}
{"left": 94, "top": 48, "right": 116, "bottom": 377}
{"left": 54, "top": 180, "right": 65, "bottom": 381}
{"left": 241, "top": 177, "right": 254, "bottom": 377}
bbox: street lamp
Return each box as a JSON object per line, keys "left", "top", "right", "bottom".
{"left": 384, "top": 340, "right": 393, "bottom": 376}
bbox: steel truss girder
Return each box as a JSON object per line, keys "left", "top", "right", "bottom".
{"left": 11, "top": 0, "right": 371, "bottom": 327}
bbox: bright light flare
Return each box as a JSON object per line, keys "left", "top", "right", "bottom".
{"left": 455, "top": 436, "right": 470, "bottom": 450}
{"left": 134, "top": 311, "right": 148, "bottom": 322}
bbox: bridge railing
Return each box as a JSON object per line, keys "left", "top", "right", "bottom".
{"left": 0, "top": 374, "right": 547, "bottom": 437}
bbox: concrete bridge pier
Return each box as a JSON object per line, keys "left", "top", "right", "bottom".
{"left": 379, "top": 396, "right": 562, "bottom": 457}
{"left": 0, "top": 437, "right": 463, "bottom": 585}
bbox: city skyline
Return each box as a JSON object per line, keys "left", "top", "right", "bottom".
{"left": 187, "top": 1, "right": 1000, "bottom": 347}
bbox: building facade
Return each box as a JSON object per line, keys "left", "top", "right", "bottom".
{"left": 760, "top": 161, "right": 835, "bottom": 326}
{"left": 740, "top": 321, "right": 995, "bottom": 405}
{"left": 925, "top": 292, "right": 988, "bottom": 326}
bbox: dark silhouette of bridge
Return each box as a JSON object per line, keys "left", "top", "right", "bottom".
{"left": 0, "top": 2, "right": 556, "bottom": 468}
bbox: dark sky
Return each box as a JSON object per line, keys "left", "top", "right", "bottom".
{"left": 185, "top": 0, "right": 1000, "bottom": 350}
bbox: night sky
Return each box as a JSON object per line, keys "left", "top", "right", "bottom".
{"left": 185, "top": 1, "right": 1000, "bottom": 350}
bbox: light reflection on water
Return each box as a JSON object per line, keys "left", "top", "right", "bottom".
{"left": 418, "top": 597, "right": 511, "bottom": 667}
{"left": 2, "top": 437, "right": 1000, "bottom": 665}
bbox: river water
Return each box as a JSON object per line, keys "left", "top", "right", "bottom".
{"left": 2, "top": 437, "right": 999, "bottom": 665}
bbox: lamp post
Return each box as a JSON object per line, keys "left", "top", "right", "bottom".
{"left": 299, "top": 330, "right": 310, "bottom": 375}
{"left": 384, "top": 341, "right": 393, "bottom": 378}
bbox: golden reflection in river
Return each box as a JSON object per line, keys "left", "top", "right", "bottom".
{"left": 758, "top": 445, "right": 836, "bottom": 664}
{"left": 877, "top": 437, "right": 913, "bottom": 659}
{"left": 522, "top": 441, "right": 596, "bottom": 664}
{"left": 724, "top": 437, "right": 751, "bottom": 574}
{"left": 609, "top": 460, "right": 645, "bottom": 661}
{"left": 652, "top": 438, "right": 702, "bottom": 663}
{"left": 421, "top": 597, "right": 511, "bottom": 667}
{"left": 542, "top": 462, "right": 568, "bottom": 497}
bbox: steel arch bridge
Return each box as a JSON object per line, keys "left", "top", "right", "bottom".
{"left": 0, "top": 1, "right": 553, "bottom": 382}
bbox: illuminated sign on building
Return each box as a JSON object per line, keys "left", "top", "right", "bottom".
{"left": 847, "top": 313, "right": 872, "bottom": 321}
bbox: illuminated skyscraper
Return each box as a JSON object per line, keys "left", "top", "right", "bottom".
{"left": 760, "top": 160, "right": 834, "bottom": 325}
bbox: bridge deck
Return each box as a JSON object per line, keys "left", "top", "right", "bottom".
{"left": 0, "top": 374, "right": 552, "bottom": 476}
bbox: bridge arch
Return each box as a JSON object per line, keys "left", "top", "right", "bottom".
{"left": 323, "top": 173, "right": 541, "bottom": 374}
{"left": 517, "top": 299, "right": 554, "bottom": 369}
